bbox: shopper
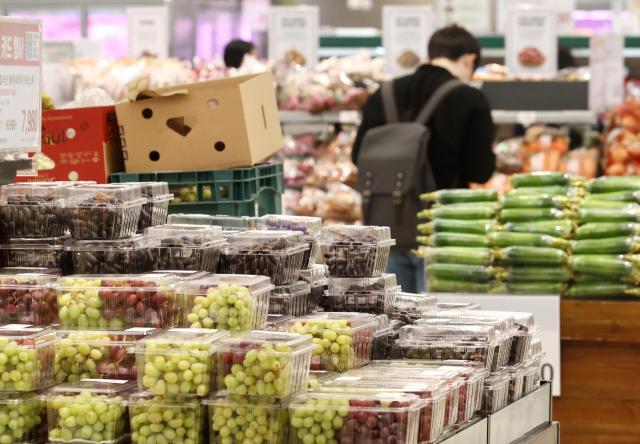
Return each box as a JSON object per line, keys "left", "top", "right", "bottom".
{"left": 223, "top": 40, "right": 257, "bottom": 69}
{"left": 352, "top": 25, "right": 496, "bottom": 293}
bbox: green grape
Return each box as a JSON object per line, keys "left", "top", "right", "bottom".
{"left": 129, "top": 396, "right": 205, "bottom": 444}
{"left": 185, "top": 284, "right": 262, "bottom": 331}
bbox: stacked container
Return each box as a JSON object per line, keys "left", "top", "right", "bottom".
{"left": 0, "top": 270, "right": 59, "bottom": 326}
{"left": 325, "top": 274, "right": 400, "bottom": 316}
{"left": 135, "top": 182, "right": 173, "bottom": 233}
{"left": 392, "top": 292, "right": 437, "bottom": 324}
{"left": 64, "top": 236, "right": 156, "bottom": 275}
{"left": 298, "top": 264, "right": 327, "bottom": 314}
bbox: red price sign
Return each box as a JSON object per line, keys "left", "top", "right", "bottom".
{"left": 22, "top": 109, "right": 38, "bottom": 134}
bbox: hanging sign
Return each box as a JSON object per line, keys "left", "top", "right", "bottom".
{"left": 383, "top": 6, "right": 433, "bottom": 77}
{"left": 268, "top": 6, "right": 319, "bottom": 69}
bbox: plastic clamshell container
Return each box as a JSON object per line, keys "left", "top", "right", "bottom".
{"left": 65, "top": 236, "right": 156, "bottom": 275}
{"left": 288, "top": 391, "right": 422, "bottom": 444}
{"left": 180, "top": 275, "right": 274, "bottom": 331}
{"left": 482, "top": 370, "right": 509, "bottom": 413}
{"left": 473, "top": 311, "right": 537, "bottom": 364}
{"left": 298, "top": 265, "right": 326, "bottom": 314}
{"left": 217, "top": 331, "right": 315, "bottom": 396}
{"left": 317, "top": 377, "right": 448, "bottom": 440}
{"left": 393, "top": 292, "right": 437, "bottom": 320}
{"left": 522, "top": 361, "right": 538, "bottom": 396}
{"left": 437, "top": 303, "right": 481, "bottom": 311}
{"left": 307, "top": 370, "right": 337, "bottom": 389}
{"left": 0, "top": 271, "right": 58, "bottom": 326}
{"left": 142, "top": 270, "right": 210, "bottom": 282}
{"left": 326, "top": 274, "right": 400, "bottom": 316}
{"left": 204, "top": 392, "right": 290, "bottom": 444}
{"left": 397, "top": 325, "right": 497, "bottom": 370}
{"left": 286, "top": 312, "right": 376, "bottom": 372}
{"left": 270, "top": 281, "right": 311, "bottom": 317}
{"left": 134, "top": 328, "right": 230, "bottom": 396}
{"left": 221, "top": 231, "right": 308, "bottom": 286}
{"left": 54, "top": 328, "right": 159, "bottom": 383}
{"left": 320, "top": 226, "right": 396, "bottom": 277}
{"left": 0, "top": 183, "right": 69, "bottom": 238}
{"left": 136, "top": 182, "right": 173, "bottom": 233}
{"left": 46, "top": 380, "right": 135, "bottom": 444}
{"left": 128, "top": 393, "right": 207, "bottom": 444}
{"left": 0, "top": 390, "right": 47, "bottom": 444}
{"left": 66, "top": 184, "right": 146, "bottom": 240}
{"left": 145, "top": 224, "right": 226, "bottom": 273}
{"left": 54, "top": 274, "right": 181, "bottom": 330}
{"left": 371, "top": 315, "right": 394, "bottom": 361}
{"left": 266, "top": 314, "right": 294, "bottom": 332}
{"left": 0, "top": 236, "right": 72, "bottom": 274}
{"left": 0, "top": 267, "right": 61, "bottom": 276}
{"left": 167, "top": 214, "right": 257, "bottom": 231}
{"left": 0, "top": 327, "right": 55, "bottom": 392}
{"left": 257, "top": 215, "right": 322, "bottom": 269}
{"left": 508, "top": 364, "right": 526, "bottom": 403}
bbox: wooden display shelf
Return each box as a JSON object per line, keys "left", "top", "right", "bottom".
{"left": 554, "top": 300, "right": 640, "bottom": 443}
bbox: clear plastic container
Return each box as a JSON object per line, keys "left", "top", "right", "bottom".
{"left": 180, "top": 275, "right": 274, "bottom": 331}
{"left": 205, "top": 392, "right": 289, "bottom": 444}
{"left": 475, "top": 311, "right": 538, "bottom": 364}
{"left": 0, "top": 267, "right": 61, "bottom": 276}
{"left": 46, "top": 380, "right": 135, "bottom": 444}
{"left": 265, "top": 314, "right": 294, "bottom": 332}
{"left": 288, "top": 391, "right": 422, "bottom": 444}
{"left": 65, "top": 236, "right": 156, "bottom": 275}
{"left": 217, "top": 331, "right": 315, "bottom": 396}
{"left": 54, "top": 328, "right": 159, "bottom": 383}
{"left": 298, "top": 265, "right": 327, "bottom": 314}
{"left": 0, "top": 327, "right": 55, "bottom": 392}
{"left": 437, "top": 303, "right": 481, "bottom": 311}
{"left": 0, "top": 183, "right": 68, "bottom": 238}
{"left": 257, "top": 215, "right": 322, "bottom": 269}
{"left": 134, "top": 328, "right": 230, "bottom": 396}
{"left": 370, "top": 315, "right": 393, "bottom": 361}
{"left": 286, "top": 313, "right": 376, "bottom": 372}
{"left": 0, "top": 271, "right": 58, "bottom": 326}
{"left": 0, "top": 390, "right": 47, "bottom": 444}
{"left": 269, "top": 281, "right": 311, "bottom": 317}
{"left": 320, "top": 226, "right": 396, "bottom": 277}
{"left": 136, "top": 182, "right": 173, "bottom": 233}
{"left": 66, "top": 184, "right": 146, "bottom": 239}
{"left": 483, "top": 370, "right": 509, "bottom": 413}
{"left": 141, "top": 270, "right": 210, "bottom": 282}
{"left": 0, "top": 236, "right": 72, "bottom": 274}
{"left": 221, "top": 231, "right": 308, "bottom": 286}
{"left": 508, "top": 364, "right": 526, "bottom": 403}
{"left": 316, "top": 378, "right": 447, "bottom": 443}
{"left": 145, "top": 224, "right": 226, "bottom": 273}
{"left": 393, "top": 292, "right": 437, "bottom": 321}
{"left": 128, "top": 394, "right": 206, "bottom": 444}
{"left": 54, "top": 274, "right": 181, "bottom": 329}
{"left": 307, "top": 370, "right": 337, "bottom": 389}
{"left": 397, "top": 325, "right": 497, "bottom": 370}
{"left": 167, "top": 214, "right": 257, "bottom": 231}
{"left": 326, "top": 274, "right": 400, "bottom": 316}
{"left": 522, "top": 361, "right": 538, "bottom": 396}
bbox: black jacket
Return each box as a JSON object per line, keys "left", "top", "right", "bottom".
{"left": 353, "top": 65, "right": 496, "bottom": 189}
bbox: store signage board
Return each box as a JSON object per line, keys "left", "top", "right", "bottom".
{"left": 435, "top": 294, "right": 561, "bottom": 396}
{"left": 382, "top": 6, "right": 433, "bottom": 77}
{"left": 437, "top": 0, "right": 492, "bottom": 34}
{"left": 497, "top": 0, "right": 574, "bottom": 34}
{"left": 0, "top": 17, "right": 42, "bottom": 155}
{"left": 589, "top": 35, "right": 624, "bottom": 111}
{"left": 242, "top": 0, "right": 270, "bottom": 32}
{"left": 268, "top": 6, "right": 319, "bottom": 69}
{"left": 505, "top": 6, "right": 558, "bottom": 79}
{"left": 127, "top": 6, "right": 169, "bottom": 59}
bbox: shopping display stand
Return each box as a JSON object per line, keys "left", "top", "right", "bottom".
{"left": 0, "top": 159, "right": 33, "bottom": 186}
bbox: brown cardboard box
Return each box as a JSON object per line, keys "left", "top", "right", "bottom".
{"left": 115, "top": 72, "right": 283, "bottom": 173}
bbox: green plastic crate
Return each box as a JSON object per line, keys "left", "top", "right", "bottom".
{"left": 110, "top": 163, "right": 283, "bottom": 217}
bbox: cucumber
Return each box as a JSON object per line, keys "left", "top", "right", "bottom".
{"left": 506, "top": 186, "right": 586, "bottom": 197}
{"left": 499, "top": 208, "right": 576, "bottom": 223}
{"left": 414, "top": 247, "right": 495, "bottom": 266}
{"left": 570, "top": 254, "right": 640, "bottom": 279}
{"left": 575, "top": 223, "right": 640, "bottom": 240}
{"left": 500, "top": 194, "right": 575, "bottom": 209}
{"left": 426, "top": 263, "right": 498, "bottom": 282}
{"left": 417, "top": 219, "right": 498, "bottom": 235}
{"left": 497, "top": 246, "right": 569, "bottom": 266}
{"left": 431, "top": 201, "right": 497, "bottom": 209}
{"left": 574, "top": 274, "right": 639, "bottom": 284}
{"left": 571, "top": 236, "right": 640, "bottom": 255}
{"left": 578, "top": 207, "right": 640, "bottom": 224}
{"left": 497, "top": 281, "right": 567, "bottom": 295}
{"left": 503, "top": 220, "right": 575, "bottom": 239}
{"left": 428, "top": 278, "right": 496, "bottom": 293}
{"left": 581, "top": 190, "right": 640, "bottom": 203}
{"left": 565, "top": 282, "right": 636, "bottom": 298}
{"left": 587, "top": 176, "right": 640, "bottom": 194}
{"left": 418, "top": 205, "right": 497, "bottom": 220}
{"left": 579, "top": 200, "right": 640, "bottom": 209}
{"left": 417, "top": 232, "right": 488, "bottom": 248}
{"left": 488, "top": 232, "right": 569, "bottom": 250}
{"left": 511, "top": 172, "right": 584, "bottom": 188}
{"left": 503, "top": 266, "right": 572, "bottom": 282}
{"left": 420, "top": 189, "right": 498, "bottom": 205}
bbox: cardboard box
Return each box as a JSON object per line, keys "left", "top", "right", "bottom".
{"left": 115, "top": 71, "right": 283, "bottom": 173}
{"left": 14, "top": 106, "right": 124, "bottom": 184}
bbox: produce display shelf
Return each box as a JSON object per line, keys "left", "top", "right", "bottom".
{"left": 279, "top": 110, "right": 362, "bottom": 124}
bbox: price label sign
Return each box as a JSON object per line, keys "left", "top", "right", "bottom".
{"left": 383, "top": 6, "right": 433, "bottom": 77}
{"left": 0, "top": 17, "right": 42, "bottom": 154}
{"left": 268, "top": 6, "right": 319, "bottom": 69}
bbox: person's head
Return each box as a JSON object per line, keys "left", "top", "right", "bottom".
{"left": 428, "top": 25, "right": 481, "bottom": 82}
{"left": 224, "top": 40, "right": 256, "bottom": 69}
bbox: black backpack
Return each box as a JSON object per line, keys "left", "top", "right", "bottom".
{"left": 356, "top": 78, "right": 463, "bottom": 251}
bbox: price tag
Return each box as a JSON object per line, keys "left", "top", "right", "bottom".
{"left": 82, "top": 379, "right": 128, "bottom": 384}
{"left": 125, "top": 328, "right": 156, "bottom": 333}
{"left": 0, "top": 17, "right": 42, "bottom": 154}
{"left": 335, "top": 377, "right": 362, "bottom": 381}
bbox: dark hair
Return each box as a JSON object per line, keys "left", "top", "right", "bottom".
{"left": 224, "top": 40, "right": 255, "bottom": 68}
{"left": 428, "top": 25, "right": 481, "bottom": 70}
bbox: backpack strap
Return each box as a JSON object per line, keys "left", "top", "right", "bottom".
{"left": 414, "top": 79, "right": 464, "bottom": 125}
{"left": 381, "top": 81, "right": 400, "bottom": 124}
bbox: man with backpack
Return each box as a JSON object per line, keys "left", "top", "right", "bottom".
{"left": 353, "top": 25, "right": 496, "bottom": 293}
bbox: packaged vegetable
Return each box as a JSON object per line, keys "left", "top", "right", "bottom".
{"left": 575, "top": 222, "right": 640, "bottom": 240}
{"left": 415, "top": 247, "right": 494, "bottom": 266}
{"left": 565, "top": 282, "right": 636, "bottom": 298}
{"left": 587, "top": 176, "right": 640, "bottom": 193}
{"left": 500, "top": 194, "right": 575, "bottom": 209}
{"left": 427, "top": 278, "right": 496, "bottom": 294}
{"left": 511, "top": 172, "right": 584, "bottom": 188}
{"left": 571, "top": 236, "right": 640, "bottom": 255}
{"left": 501, "top": 266, "right": 572, "bottom": 282}
{"left": 505, "top": 186, "right": 586, "bottom": 197}
{"left": 420, "top": 189, "right": 498, "bottom": 204}
{"left": 487, "top": 232, "right": 569, "bottom": 250}
{"left": 499, "top": 208, "right": 576, "bottom": 223}
{"left": 503, "top": 220, "right": 575, "bottom": 239}
{"left": 581, "top": 190, "right": 640, "bottom": 203}
{"left": 496, "top": 281, "right": 566, "bottom": 295}
{"left": 417, "top": 205, "right": 497, "bottom": 221}
{"left": 496, "top": 246, "right": 569, "bottom": 266}
{"left": 426, "top": 264, "right": 498, "bottom": 282}
{"left": 418, "top": 233, "right": 488, "bottom": 248}
{"left": 579, "top": 207, "right": 640, "bottom": 224}
{"left": 417, "top": 219, "right": 498, "bottom": 235}
{"left": 570, "top": 255, "right": 640, "bottom": 280}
